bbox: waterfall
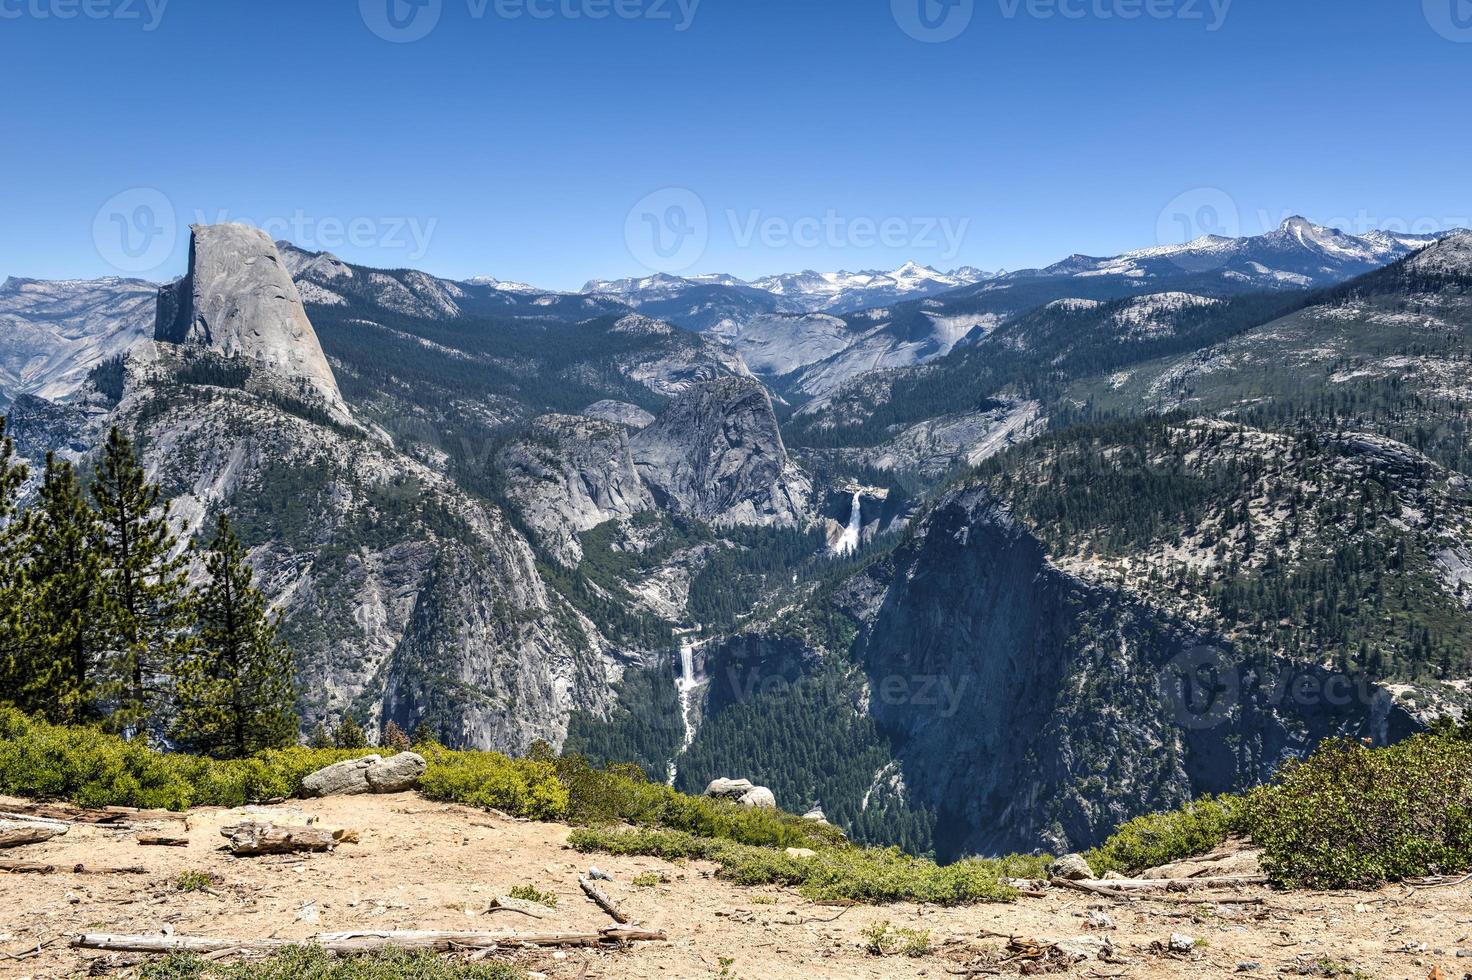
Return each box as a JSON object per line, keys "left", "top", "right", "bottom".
{"left": 668, "top": 640, "right": 700, "bottom": 785}
{"left": 834, "top": 491, "right": 862, "bottom": 556}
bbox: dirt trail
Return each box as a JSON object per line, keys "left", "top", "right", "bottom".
{"left": 1, "top": 793, "right": 1469, "bottom": 979}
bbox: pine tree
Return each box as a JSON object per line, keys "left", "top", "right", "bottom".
{"left": 0, "top": 417, "right": 32, "bottom": 704}
{"left": 380, "top": 720, "right": 411, "bottom": 752}
{"left": 12, "top": 454, "right": 107, "bottom": 722}
{"left": 333, "top": 715, "right": 368, "bottom": 749}
{"left": 172, "top": 514, "right": 298, "bottom": 759}
{"left": 91, "top": 427, "right": 194, "bottom": 734}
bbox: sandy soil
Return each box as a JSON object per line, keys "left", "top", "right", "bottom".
{"left": 1, "top": 793, "right": 1469, "bottom": 979}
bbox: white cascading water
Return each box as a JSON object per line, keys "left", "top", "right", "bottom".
{"left": 668, "top": 641, "right": 700, "bottom": 785}
{"left": 834, "top": 491, "right": 862, "bottom": 556}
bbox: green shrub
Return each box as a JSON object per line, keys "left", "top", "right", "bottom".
{"left": 1242, "top": 732, "right": 1472, "bottom": 888}
{"left": 416, "top": 744, "right": 569, "bottom": 821}
{"left": 139, "top": 946, "right": 524, "bottom": 980}
{"left": 1085, "top": 795, "right": 1244, "bottom": 875}
{"left": 173, "top": 870, "right": 219, "bottom": 893}
{"left": 861, "top": 921, "right": 932, "bottom": 957}
{"left": 567, "top": 827, "right": 1044, "bottom": 905}
{"left": 506, "top": 884, "right": 558, "bottom": 908}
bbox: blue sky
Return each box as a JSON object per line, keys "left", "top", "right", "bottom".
{"left": 1, "top": 0, "right": 1469, "bottom": 290}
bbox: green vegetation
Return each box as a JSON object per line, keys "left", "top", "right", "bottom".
{"left": 139, "top": 947, "right": 524, "bottom": 980}
{"left": 631, "top": 871, "right": 663, "bottom": 887}
{"left": 1242, "top": 724, "right": 1472, "bottom": 888}
{"left": 173, "top": 870, "right": 220, "bottom": 893}
{"left": 0, "top": 421, "right": 299, "bottom": 753}
{"left": 1084, "top": 795, "right": 1243, "bottom": 876}
{"left": 506, "top": 884, "right": 558, "bottom": 908}
{"left": 568, "top": 826, "right": 1047, "bottom": 905}
{"left": 172, "top": 514, "right": 297, "bottom": 759}
{"left": 861, "top": 921, "right": 933, "bottom": 958}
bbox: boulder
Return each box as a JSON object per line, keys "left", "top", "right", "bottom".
{"left": 1048, "top": 853, "right": 1096, "bottom": 881}
{"left": 802, "top": 806, "right": 830, "bottom": 824}
{"left": 703, "top": 778, "right": 777, "bottom": 809}
{"left": 784, "top": 847, "right": 818, "bottom": 859}
{"left": 301, "top": 753, "right": 427, "bottom": 798}
{"left": 704, "top": 778, "right": 756, "bottom": 800}
{"left": 739, "top": 787, "right": 777, "bottom": 809}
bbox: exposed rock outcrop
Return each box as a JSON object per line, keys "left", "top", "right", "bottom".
{"left": 155, "top": 224, "right": 348, "bottom": 418}
{"left": 703, "top": 778, "right": 777, "bottom": 809}
{"left": 631, "top": 378, "right": 810, "bottom": 528}
{"left": 300, "top": 753, "right": 428, "bottom": 797}
{"left": 497, "top": 415, "right": 655, "bottom": 566}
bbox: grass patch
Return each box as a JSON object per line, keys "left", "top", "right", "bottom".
{"left": 568, "top": 827, "right": 1048, "bottom": 905}
{"left": 139, "top": 947, "right": 524, "bottom": 980}
{"left": 506, "top": 884, "right": 557, "bottom": 908}
{"left": 173, "top": 870, "right": 220, "bottom": 893}
{"left": 861, "top": 921, "right": 932, "bottom": 958}
{"left": 631, "top": 871, "right": 663, "bottom": 888}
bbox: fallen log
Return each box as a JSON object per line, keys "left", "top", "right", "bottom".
{"left": 0, "top": 819, "right": 68, "bottom": 849}
{"left": 0, "top": 803, "right": 127, "bottom": 825}
{"left": 137, "top": 835, "right": 190, "bottom": 847}
{"left": 579, "top": 875, "right": 630, "bottom": 924}
{"left": 220, "top": 822, "right": 354, "bottom": 856}
{"left": 1049, "top": 877, "right": 1266, "bottom": 905}
{"left": 1078, "top": 875, "right": 1268, "bottom": 891}
{"left": 0, "top": 812, "right": 72, "bottom": 831}
{"left": 73, "top": 927, "right": 668, "bottom": 955}
{"left": 0, "top": 860, "right": 55, "bottom": 874}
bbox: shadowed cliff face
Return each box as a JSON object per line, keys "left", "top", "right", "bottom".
{"left": 843, "top": 485, "right": 1418, "bottom": 858}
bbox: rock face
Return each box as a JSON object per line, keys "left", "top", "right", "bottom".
{"left": 155, "top": 224, "right": 347, "bottom": 416}
{"left": 300, "top": 752, "right": 428, "bottom": 797}
{"left": 840, "top": 485, "right": 1419, "bottom": 857}
{"left": 631, "top": 378, "right": 810, "bottom": 528}
{"left": 582, "top": 400, "right": 656, "bottom": 430}
{"left": 497, "top": 415, "right": 655, "bottom": 566}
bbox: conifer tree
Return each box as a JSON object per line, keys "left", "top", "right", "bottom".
{"left": 0, "top": 417, "right": 31, "bottom": 704}
{"left": 90, "top": 427, "right": 193, "bottom": 733}
{"left": 334, "top": 715, "right": 368, "bottom": 749}
{"left": 13, "top": 454, "right": 106, "bottom": 723}
{"left": 172, "top": 513, "right": 297, "bottom": 759}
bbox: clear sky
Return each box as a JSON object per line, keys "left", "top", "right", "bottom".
{"left": 1, "top": 0, "right": 1469, "bottom": 290}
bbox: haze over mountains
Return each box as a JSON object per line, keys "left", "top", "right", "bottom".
{"left": 3, "top": 213, "right": 1470, "bottom": 856}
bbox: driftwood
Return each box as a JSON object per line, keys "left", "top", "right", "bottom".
{"left": 73, "top": 927, "right": 668, "bottom": 955}
{"left": 220, "top": 822, "right": 355, "bottom": 856}
{"left": 1080, "top": 875, "right": 1268, "bottom": 891}
{"left": 1050, "top": 877, "right": 1266, "bottom": 905}
{"left": 0, "top": 859, "right": 148, "bottom": 875}
{"left": 0, "top": 803, "right": 127, "bottom": 825}
{"left": 579, "top": 875, "right": 630, "bottom": 924}
{"left": 0, "top": 819, "right": 68, "bottom": 849}
{"left": 137, "top": 835, "right": 190, "bottom": 847}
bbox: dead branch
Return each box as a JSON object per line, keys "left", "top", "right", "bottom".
{"left": 579, "top": 876, "right": 630, "bottom": 924}
{"left": 72, "top": 927, "right": 667, "bottom": 955}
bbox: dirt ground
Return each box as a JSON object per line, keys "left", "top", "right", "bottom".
{"left": 1, "top": 793, "right": 1469, "bottom": 979}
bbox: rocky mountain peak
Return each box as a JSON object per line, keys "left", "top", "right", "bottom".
{"left": 1407, "top": 231, "right": 1472, "bottom": 278}
{"left": 155, "top": 224, "right": 347, "bottom": 414}
{"left": 631, "top": 376, "right": 810, "bottom": 528}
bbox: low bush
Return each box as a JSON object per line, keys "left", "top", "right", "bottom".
{"left": 1085, "top": 794, "right": 1244, "bottom": 876}
{"left": 567, "top": 827, "right": 1048, "bottom": 904}
{"left": 1241, "top": 731, "right": 1472, "bottom": 888}
{"left": 506, "top": 884, "right": 557, "bottom": 908}
{"left": 139, "top": 947, "right": 524, "bottom": 980}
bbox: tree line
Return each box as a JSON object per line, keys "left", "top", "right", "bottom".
{"left": 0, "top": 417, "right": 298, "bottom": 759}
